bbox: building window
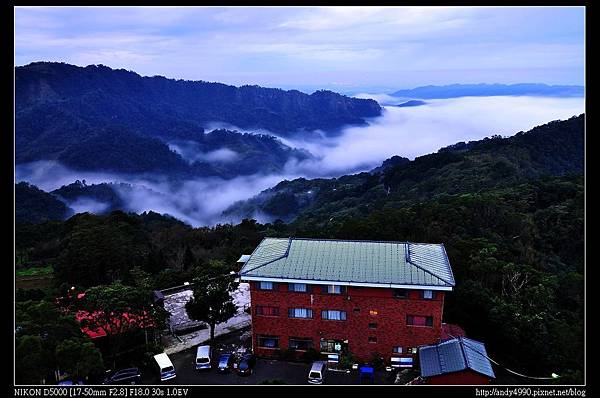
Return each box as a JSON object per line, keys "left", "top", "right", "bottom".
{"left": 321, "top": 310, "right": 347, "bottom": 321}
{"left": 353, "top": 308, "right": 360, "bottom": 313}
{"left": 257, "top": 335, "right": 279, "bottom": 348}
{"left": 406, "top": 315, "right": 434, "bottom": 327}
{"left": 368, "top": 337, "right": 377, "bottom": 343}
{"left": 393, "top": 289, "right": 408, "bottom": 298}
{"left": 288, "top": 283, "right": 308, "bottom": 292}
{"left": 369, "top": 309, "right": 379, "bottom": 316}
{"left": 407, "top": 347, "right": 418, "bottom": 354}
{"left": 288, "top": 308, "right": 313, "bottom": 319}
{"left": 392, "top": 346, "right": 403, "bottom": 354}
{"left": 289, "top": 338, "right": 313, "bottom": 351}
{"left": 255, "top": 306, "right": 279, "bottom": 316}
{"left": 421, "top": 290, "right": 435, "bottom": 299}
{"left": 322, "top": 285, "right": 345, "bottom": 294}
{"left": 368, "top": 322, "right": 377, "bottom": 329}
{"left": 259, "top": 281, "right": 275, "bottom": 290}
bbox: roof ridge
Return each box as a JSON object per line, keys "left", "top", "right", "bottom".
{"left": 457, "top": 337, "right": 470, "bottom": 371}
{"left": 406, "top": 243, "right": 455, "bottom": 286}
{"left": 239, "top": 237, "right": 292, "bottom": 275}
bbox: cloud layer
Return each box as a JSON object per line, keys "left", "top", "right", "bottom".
{"left": 15, "top": 95, "right": 584, "bottom": 227}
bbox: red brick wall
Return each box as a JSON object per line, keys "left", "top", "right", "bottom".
{"left": 248, "top": 282, "right": 446, "bottom": 363}
{"left": 426, "top": 370, "right": 491, "bottom": 385}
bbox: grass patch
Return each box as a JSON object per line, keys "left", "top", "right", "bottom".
{"left": 15, "top": 265, "right": 53, "bottom": 277}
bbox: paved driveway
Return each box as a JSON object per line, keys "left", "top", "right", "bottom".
{"left": 142, "top": 345, "right": 393, "bottom": 385}
{"left": 141, "top": 326, "right": 395, "bottom": 385}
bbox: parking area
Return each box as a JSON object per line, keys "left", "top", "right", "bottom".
{"left": 140, "top": 328, "right": 396, "bottom": 385}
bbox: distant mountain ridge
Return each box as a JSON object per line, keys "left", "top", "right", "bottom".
{"left": 16, "top": 62, "right": 381, "bottom": 137}
{"left": 391, "top": 83, "right": 584, "bottom": 99}
{"left": 16, "top": 62, "right": 381, "bottom": 178}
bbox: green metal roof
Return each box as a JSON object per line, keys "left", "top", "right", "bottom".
{"left": 239, "top": 238, "right": 455, "bottom": 288}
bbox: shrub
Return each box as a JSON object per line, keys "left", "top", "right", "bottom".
{"left": 339, "top": 352, "right": 358, "bottom": 370}
{"left": 371, "top": 352, "right": 385, "bottom": 371}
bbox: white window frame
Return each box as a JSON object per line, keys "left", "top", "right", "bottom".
{"left": 322, "top": 310, "right": 346, "bottom": 321}
{"left": 289, "top": 283, "right": 307, "bottom": 292}
{"left": 327, "top": 285, "right": 342, "bottom": 294}
{"left": 259, "top": 281, "right": 274, "bottom": 290}
{"left": 422, "top": 290, "right": 434, "bottom": 299}
{"left": 289, "top": 308, "right": 313, "bottom": 319}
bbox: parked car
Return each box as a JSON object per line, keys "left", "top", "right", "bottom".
{"left": 102, "top": 368, "right": 142, "bottom": 385}
{"left": 308, "top": 361, "right": 327, "bottom": 384}
{"left": 195, "top": 345, "right": 212, "bottom": 370}
{"left": 217, "top": 353, "right": 236, "bottom": 373}
{"left": 235, "top": 353, "right": 256, "bottom": 376}
{"left": 154, "top": 353, "right": 176, "bottom": 381}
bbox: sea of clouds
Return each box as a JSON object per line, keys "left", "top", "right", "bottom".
{"left": 16, "top": 95, "right": 584, "bottom": 227}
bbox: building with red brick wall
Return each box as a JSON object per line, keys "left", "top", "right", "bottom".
{"left": 239, "top": 238, "right": 456, "bottom": 366}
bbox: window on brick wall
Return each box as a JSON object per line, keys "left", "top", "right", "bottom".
{"left": 369, "top": 322, "right": 377, "bottom": 329}
{"left": 322, "top": 285, "right": 345, "bottom": 294}
{"left": 288, "top": 308, "right": 313, "bottom": 319}
{"left": 393, "top": 289, "right": 408, "bottom": 298}
{"left": 259, "top": 281, "right": 275, "bottom": 290}
{"left": 421, "top": 290, "right": 436, "bottom": 299}
{"left": 321, "top": 310, "right": 347, "bottom": 321}
{"left": 406, "top": 315, "right": 433, "bottom": 327}
{"left": 255, "top": 306, "right": 279, "bottom": 316}
{"left": 289, "top": 338, "right": 313, "bottom": 350}
{"left": 288, "top": 283, "right": 308, "bottom": 292}
{"left": 392, "top": 346, "right": 403, "bottom": 354}
{"left": 368, "top": 337, "right": 377, "bottom": 343}
{"left": 369, "top": 309, "right": 379, "bottom": 316}
{"left": 257, "top": 335, "right": 279, "bottom": 348}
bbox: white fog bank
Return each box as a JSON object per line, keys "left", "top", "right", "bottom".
{"left": 16, "top": 95, "right": 584, "bottom": 226}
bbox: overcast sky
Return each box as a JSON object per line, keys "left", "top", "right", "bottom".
{"left": 15, "top": 6, "right": 585, "bottom": 93}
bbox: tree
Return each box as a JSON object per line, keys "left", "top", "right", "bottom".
{"left": 76, "top": 283, "right": 168, "bottom": 366}
{"left": 54, "top": 212, "right": 150, "bottom": 287}
{"left": 16, "top": 335, "right": 51, "bottom": 384}
{"left": 55, "top": 338, "right": 104, "bottom": 381}
{"left": 185, "top": 268, "right": 238, "bottom": 344}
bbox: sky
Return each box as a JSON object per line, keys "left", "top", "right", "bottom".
{"left": 14, "top": 6, "right": 585, "bottom": 93}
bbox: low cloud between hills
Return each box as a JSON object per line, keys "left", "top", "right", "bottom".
{"left": 16, "top": 95, "right": 584, "bottom": 227}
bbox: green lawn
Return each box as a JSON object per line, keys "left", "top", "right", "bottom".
{"left": 15, "top": 265, "right": 53, "bottom": 277}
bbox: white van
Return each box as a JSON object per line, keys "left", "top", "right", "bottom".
{"left": 308, "top": 361, "right": 326, "bottom": 384}
{"left": 154, "top": 353, "right": 176, "bottom": 381}
{"left": 195, "top": 345, "right": 212, "bottom": 370}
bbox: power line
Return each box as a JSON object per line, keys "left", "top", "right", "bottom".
{"left": 446, "top": 333, "right": 560, "bottom": 381}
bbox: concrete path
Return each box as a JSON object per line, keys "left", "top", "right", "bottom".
{"left": 162, "top": 282, "right": 251, "bottom": 355}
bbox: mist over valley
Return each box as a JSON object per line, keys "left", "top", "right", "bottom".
{"left": 15, "top": 63, "right": 584, "bottom": 227}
